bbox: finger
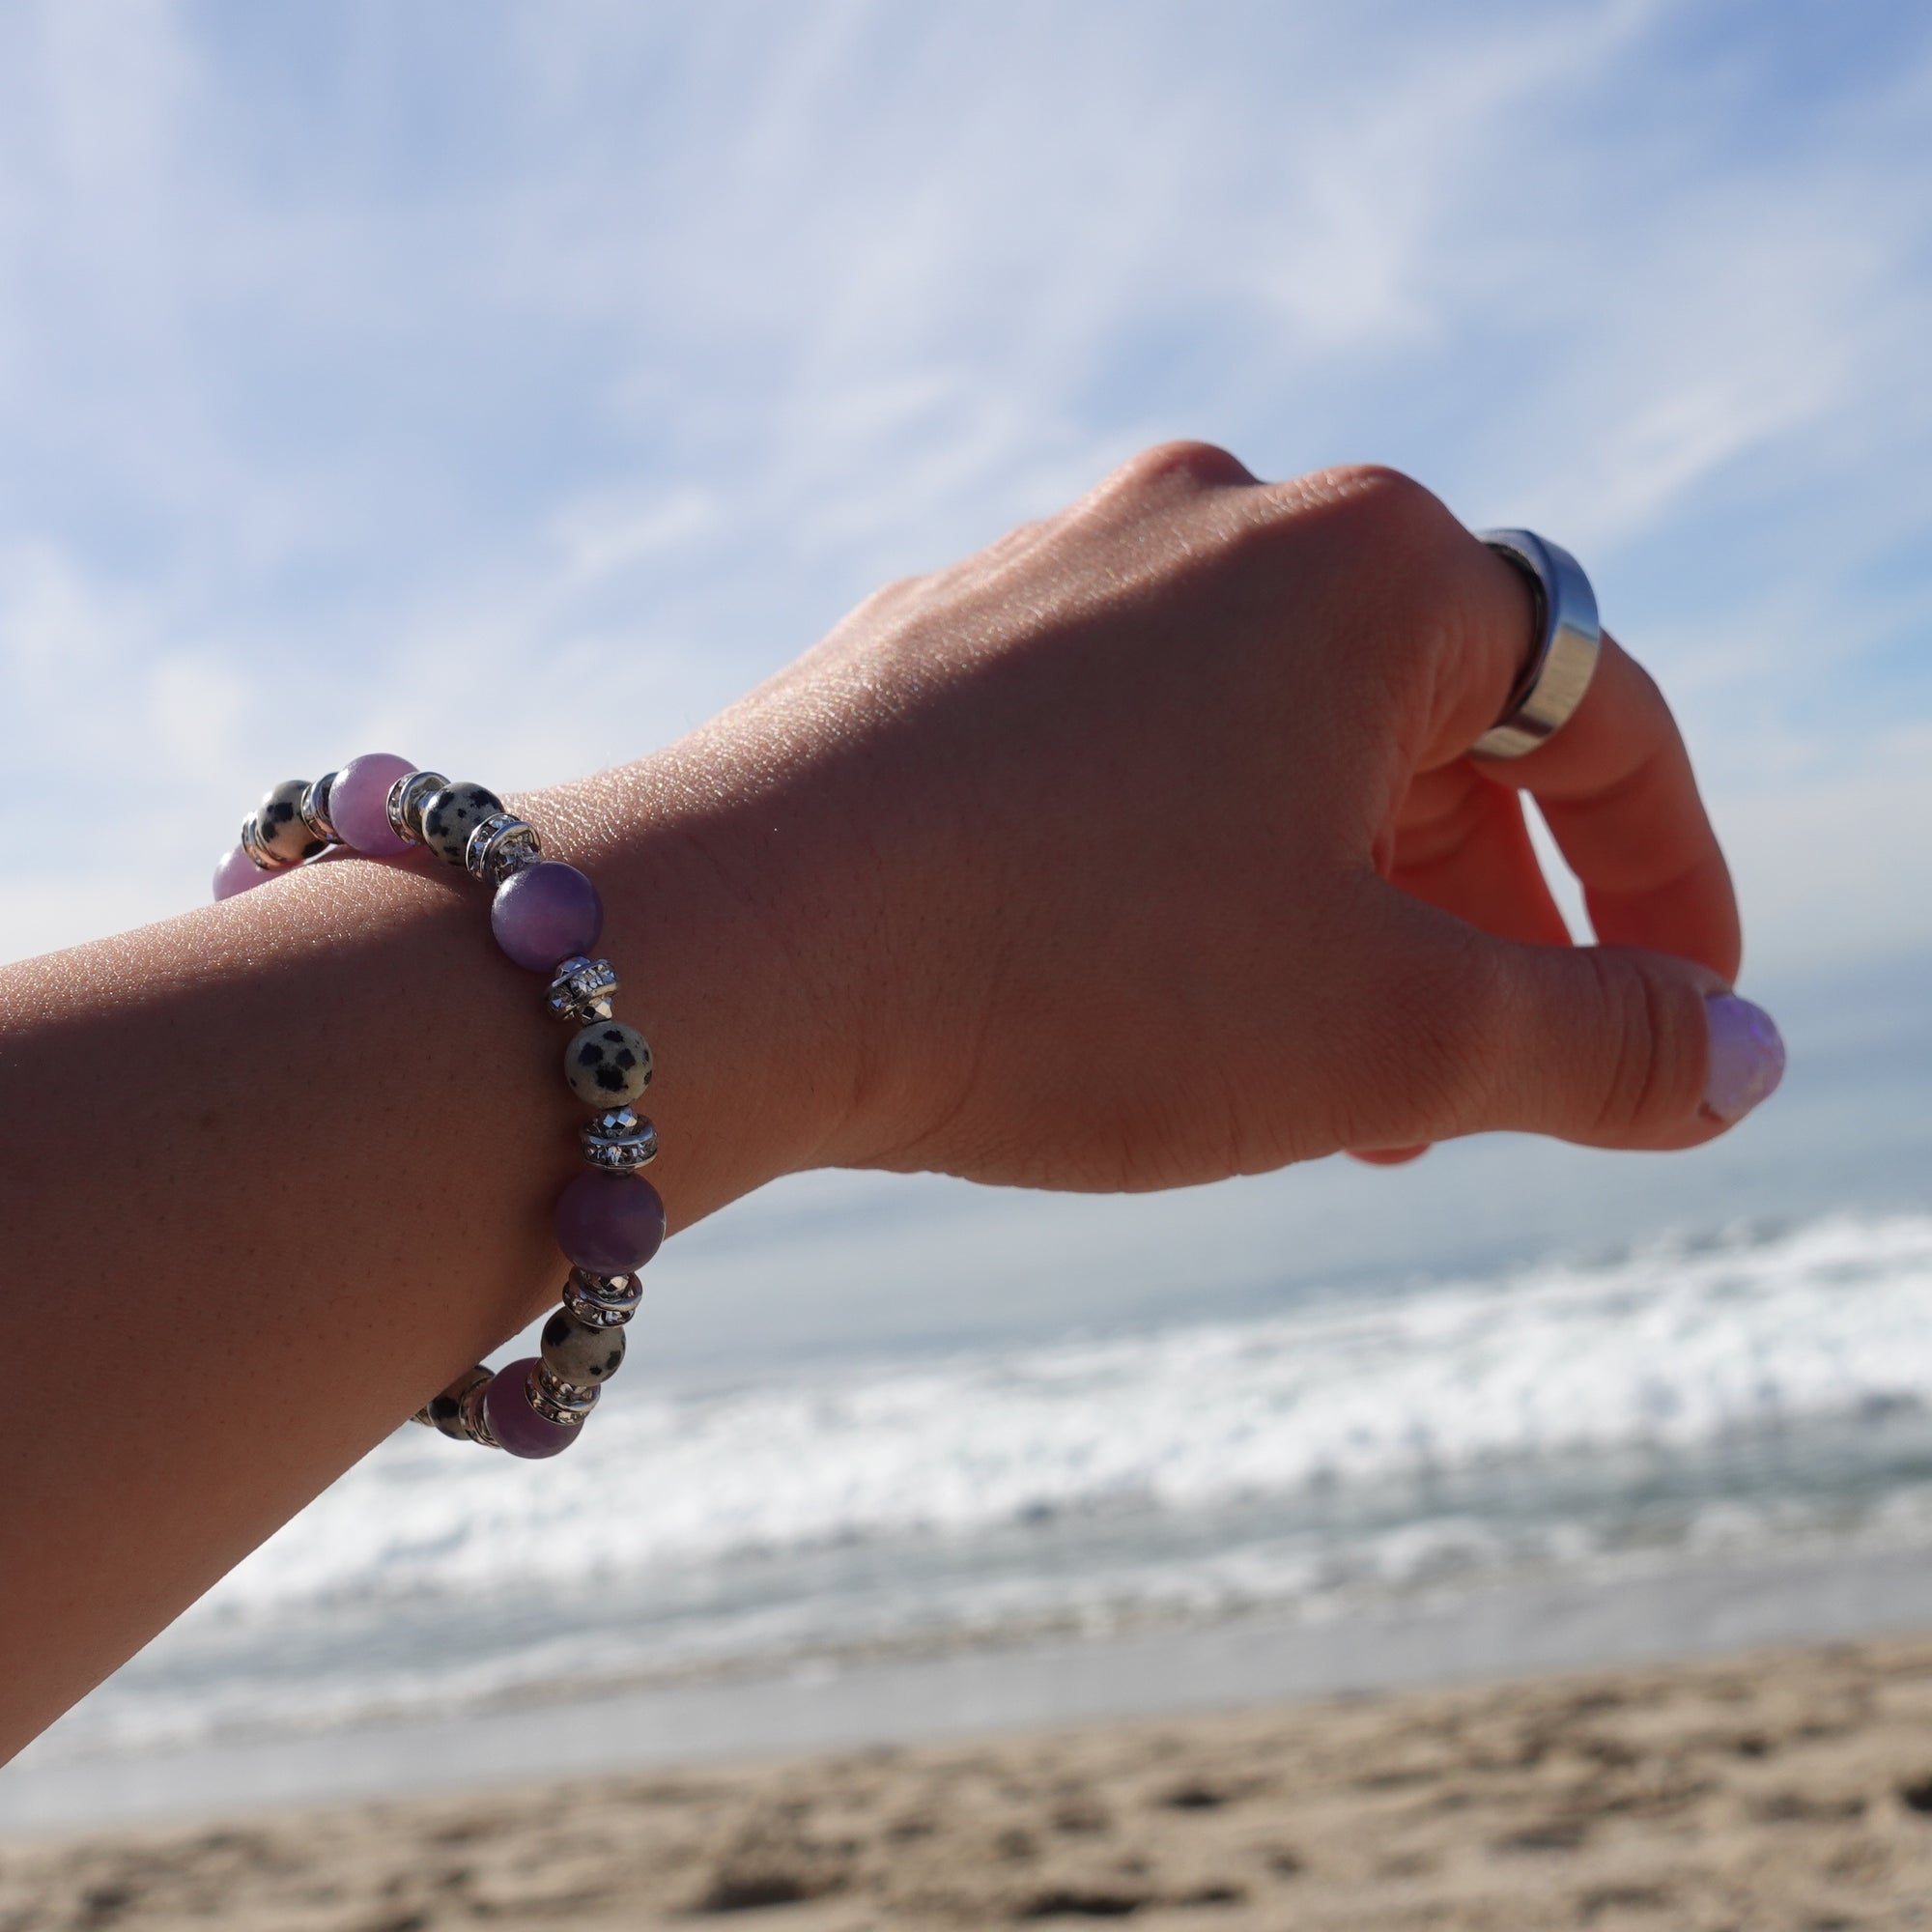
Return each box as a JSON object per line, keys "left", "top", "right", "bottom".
{"left": 1384, "top": 768, "right": 1572, "bottom": 950}
{"left": 1478, "top": 632, "right": 1740, "bottom": 980}
{"left": 1330, "top": 881, "right": 1784, "bottom": 1152}
{"left": 1349, "top": 776, "right": 1569, "bottom": 1167}
{"left": 1398, "top": 526, "right": 1742, "bottom": 981}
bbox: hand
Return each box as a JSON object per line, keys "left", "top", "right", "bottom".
{"left": 0, "top": 442, "right": 1784, "bottom": 1752}
{"left": 654, "top": 443, "right": 1777, "bottom": 1191}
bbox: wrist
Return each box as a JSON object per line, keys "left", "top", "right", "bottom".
{"left": 523, "top": 747, "right": 867, "bottom": 1220}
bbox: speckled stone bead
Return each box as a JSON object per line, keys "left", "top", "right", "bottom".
{"left": 493, "top": 861, "right": 604, "bottom": 972}
{"left": 554, "top": 1171, "right": 667, "bottom": 1276}
{"left": 213, "top": 845, "right": 271, "bottom": 900}
{"left": 482, "top": 1358, "right": 580, "bottom": 1459}
{"left": 419, "top": 782, "right": 504, "bottom": 867}
{"left": 564, "top": 1021, "right": 653, "bottom": 1106}
{"left": 541, "top": 1309, "right": 627, "bottom": 1387}
{"left": 417, "top": 1364, "right": 492, "bottom": 1441}
{"left": 255, "top": 780, "right": 320, "bottom": 865}
{"left": 330, "top": 753, "right": 416, "bottom": 856}
{"left": 217, "top": 751, "right": 675, "bottom": 1460}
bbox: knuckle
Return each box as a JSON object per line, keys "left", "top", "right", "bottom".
{"left": 1621, "top": 653, "right": 1674, "bottom": 729}
{"left": 1278, "top": 466, "right": 1466, "bottom": 701}
{"left": 1423, "top": 937, "right": 1514, "bottom": 1127}
{"left": 1294, "top": 463, "right": 1446, "bottom": 546}
{"left": 1105, "top": 438, "right": 1257, "bottom": 499}
{"left": 1332, "top": 919, "right": 1509, "bottom": 1145}
{"left": 852, "top": 573, "right": 924, "bottom": 618}
{"left": 1584, "top": 955, "right": 1698, "bottom": 1140}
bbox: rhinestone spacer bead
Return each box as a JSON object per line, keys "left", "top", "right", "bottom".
{"left": 384, "top": 770, "right": 449, "bottom": 848}
{"left": 526, "top": 1359, "right": 597, "bottom": 1426}
{"left": 580, "top": 1107, "right": 659, "bottom": 1172}
{"left": 562, "top": 1266, "right": 642, "bottom": 1328}
{"left": 298, "top": 771, "right": 342, "bottom": 845}
{"left": 465, "top": 810, "right": 544, "bottom": 883}
{"left": 457, "top": 1371, "right": 500, "bottom": 1449}
{"left": 413, "top": 1363, "right": 492, "bottom": 1440}
{"left": 238, "top": 813, "right": 289, "bottom": 870}
{"left": 546, "top": 955, "right": 619, "bottom": 1025}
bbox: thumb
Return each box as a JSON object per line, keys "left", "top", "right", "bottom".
{"left": 1344, "top": 890, "right": 1786, "bottom": 1151}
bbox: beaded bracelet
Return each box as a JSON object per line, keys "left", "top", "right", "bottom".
{"left": 213, "top": 753, "right": 661, "bottom": 1460}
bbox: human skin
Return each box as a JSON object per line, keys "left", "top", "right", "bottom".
{"left": 0, "top": 449, "right": 1771, "bottom": 1757}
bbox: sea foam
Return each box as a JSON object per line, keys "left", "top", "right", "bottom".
{"left": 38, "top": 1211, "right": 1932, "bottom": 1760}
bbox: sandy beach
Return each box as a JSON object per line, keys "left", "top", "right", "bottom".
{"left": 13, "top": 1636, "right": 1932, "bottom": 1929}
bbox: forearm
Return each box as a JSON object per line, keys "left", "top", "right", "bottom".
{"left": 0, "top": 448, "right": 1779, "bottom": 1759}
{"left": 0, "top": 751, "right": 838, "bottom": 1753}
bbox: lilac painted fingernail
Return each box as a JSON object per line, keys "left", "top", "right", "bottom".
{"left": 1702, "top": 994, "right": 1786, "bottom": 1122}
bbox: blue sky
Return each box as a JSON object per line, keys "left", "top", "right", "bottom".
{"left": 0, "top": 1, "right": 1926, "bottom": 980}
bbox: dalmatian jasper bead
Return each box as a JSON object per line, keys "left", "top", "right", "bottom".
{"left": 256, "top": 779, "right": 323, "bottom": 866}
{"left": 541, "top": 1308, "right": 627, "bottom": 1387}
{"left": 564, "top": 1021, "right": 653, "bottom": 1106}
{"left": 415, "top": 1364, "right": 492, "bottom": 1441}
{"left": 418, "top": 781, "right": 505, "bottom": 867}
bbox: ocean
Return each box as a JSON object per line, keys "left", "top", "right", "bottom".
{"left": 10, "top": 949, "right": 1932, "bottom": 1806}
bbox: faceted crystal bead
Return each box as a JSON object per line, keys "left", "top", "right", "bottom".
{"left": 492, "top": 862, "right": 604, "bottom": 972}
{"left": 546, "top": 956, "right": 619, "bottom": 1025}
{"left": 331, "top": 753, "right": 416, "bottom": 856}
{"left": 580, "top": 1107, "right": 658, "bottom": 1173}
{"left": 554, "top": 1171, "right": 666, "bottom": 1276}
{"left": 482, "top": 1358, "right": 580, "bottom": 1459}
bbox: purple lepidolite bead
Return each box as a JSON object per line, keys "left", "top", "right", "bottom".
{"left": 482, "top": 1358, "right": 579, "bottom": 1459}
{"left": 330, "top": 753, "right": 417, "bottom": 856}
{"left": 554, "top": 1171, "right": 667, "bottom": 1276}
{"left": 213, "top": 845, "right": 271, "bottom": 900}
{"left": 492, "top": 861, "right": 604, "bottom": 972}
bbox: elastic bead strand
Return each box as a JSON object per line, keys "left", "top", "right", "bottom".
{"left": 216, "top": 751, "right": 670, "bottom": 1461}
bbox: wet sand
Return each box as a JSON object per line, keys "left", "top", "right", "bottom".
{"left": 13, "top": 1636, "right": 1932, "bottom": 1928}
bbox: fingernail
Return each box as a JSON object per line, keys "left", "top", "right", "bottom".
{"left": 1702, "top": 993, "right": 1786, "bottom": 1123}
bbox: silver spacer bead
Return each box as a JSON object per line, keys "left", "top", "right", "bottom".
{"left": 465, "top": 810, "right": 544, "bottom": 884}
{"left": 546, "top": 955, "right": 620, "bottom": 1025}
{"left": 298, "top": 771, "right": 342, "bottom": 845}
{"left": 562, "top": 1266, "right": 642, "bottom": 1328}
{"left": 580, "top": 1106, "right": 659, "bottom": 1172}
{"left": 384, "top": 770, "right": 448, "bottom": 847}
{"left": 526, "top": 1359, "right": 597, "bottom": 1426}
{"left": 238, "top": 812, "right": 290, "bottom": 870}
{"left": 459, "top": 1372, "right": 500, "bottom": 1449}
{"left": 412, "top": 1363, "right": 493, "bottom": 1440}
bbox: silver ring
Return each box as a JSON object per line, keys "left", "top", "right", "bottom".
{"left": 1471, "top": 528, "right": 1602, "bottom": 759}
